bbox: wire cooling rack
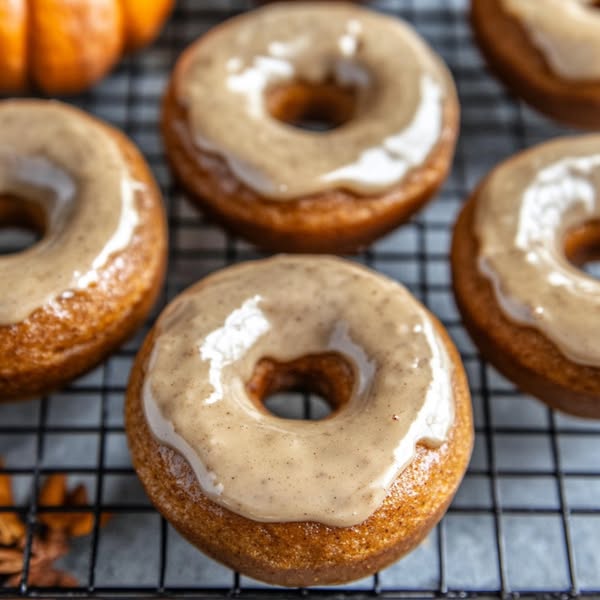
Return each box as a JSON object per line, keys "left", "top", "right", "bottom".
{"left": 1, "top": 0, "right": 600, "bottom": 598}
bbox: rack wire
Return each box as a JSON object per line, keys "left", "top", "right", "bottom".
{"left": 1, "top": 0, "right": 600, "bottom": 597}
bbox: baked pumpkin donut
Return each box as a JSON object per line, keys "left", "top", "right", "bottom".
{"left": 126, "top": 255, "right": 473, "bottom": 587}
{"left": 162, "top": 2, "right": 459, "bottom": 253}
{"left": 471, "top": 0, "right": 600, "bottom": 129}
{"left": 0, "top": 100, "right": 167, "bottom": 401}
{"left": 0, "top": 0, "right": 174, "bottom": 94}
{"left": 452, "top": 136, "right": 600, "bottom": 419}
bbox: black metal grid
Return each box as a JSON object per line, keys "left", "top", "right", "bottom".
{"left": 1, "top": 0, "right": 600, "bottom": 597}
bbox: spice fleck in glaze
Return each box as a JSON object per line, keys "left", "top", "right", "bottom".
{"left": 176, "top": 2, "right": 454, "bottom": 199}
{"left": 475, "top": 136, "right": 600, "bottom": 367}
{"left": 500, "top": 0, "right": 600, "bottom": 81}
{"left": 142, "top": 256, "right": 455, "bottom": 527}
{"left": 0, "top": 102, "right": 139, "bottom": 324}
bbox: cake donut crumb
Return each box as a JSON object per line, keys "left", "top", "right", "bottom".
{"left": 126, "top": 255, "right": 473, "bottom": 586}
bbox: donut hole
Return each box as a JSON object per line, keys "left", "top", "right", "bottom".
{"left": 564, "top": 219, "right": 600, "bottom": 279}
{"left": 246, "top": 352, "right": 355, "bottom": 420}
{"left": 0, "top": 194, "right": 46, "bottom": 254}
{"left": 263, "top": 392, "right": 333, "bottom": 421}
{"left": 266, "top": 82, "right": 358, "bottom": 131}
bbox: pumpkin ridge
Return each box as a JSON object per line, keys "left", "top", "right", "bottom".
{"left": 24, "top": 0, "right": 32, "bottom": 90}
{"left": 0, "top": 0, "right": 173, "bottom": 94}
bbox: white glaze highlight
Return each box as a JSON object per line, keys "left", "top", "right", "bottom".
{"left": 227, "top": 56, "right": 295, "bottom": 118}
{"left": 339, "top": 19, "right": 363, "bottom": 57}
{"left": 76, "top": 178, "right": 139, "bottom": 288}
{"left": 327, "top": 320, "right": 375, "bottom": 395}
{"left": 200, "top": 295, "right": 271, "bottom": 405}
{"left": 375, "top": 316, "right": 453, "bottom": 491}
{"left": 321, "top": 75, "right": 442, "bottom": 188}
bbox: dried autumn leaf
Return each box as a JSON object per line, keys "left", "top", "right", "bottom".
{"left": 65, "top": 484, "right": 87, "bottom": 506}
{"left": 0, "top": 513, "right": 25, "bottom": 548}
{"left": 62, "top": 484, "right": 111, "bottom": 537}
{"left": 0, "top": 460, "right": 13, "bottom": 505}
{"left": 99, "top": 512, "right": 111, "bottom": 529}
{"left": 0, "top": 547, "right": 23, "bottom": 575}
{"left": 5, "top": 566, "right": 78, "bottom": 588}
{"left": 38, "top": 474, "right": 68, "bottom": 506}
{"left": 29, "top": 531, "right": 69, "bottom": 564}
{"left": 2, "top": 532, "right": 71, "bottom": 586}
{"left": 0, "top": 465, "right": 111, "bottom": 589}
{"left": 37, "top": 476, "right": 110, "bottom": 538}
{"left": 37, "top": 474, "right": 68, "bottom": 532}
{"left": 64, "top": 484, "right": 93, "bottom": 537}
{"left": 0, "top": 459, "right": 25, "bottom": 545}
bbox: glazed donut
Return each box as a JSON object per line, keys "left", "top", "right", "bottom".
{"left": 471, "top": 0, "right": 600, "bottom": 129}
{"left": 126, "top": 255, "right": 473, "bottom": 587}
{"left": 0, "top": 100, "right": 167, "bottom": 401}
{"left": 162, "top": 2, "right": 459, "bottom": 253}
{"left": 452, "top": 136, "right": 600, "bottom": 419}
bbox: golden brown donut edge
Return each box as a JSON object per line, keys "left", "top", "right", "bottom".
{"left": 125, "top": 303, "right": 473, "bottom": 587}
{"left": 451, "top": 188, "right": 600, "bottom": 419}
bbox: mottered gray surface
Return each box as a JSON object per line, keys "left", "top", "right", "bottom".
{"left": 1, "top": 0, "right": 600, "bottom": 597}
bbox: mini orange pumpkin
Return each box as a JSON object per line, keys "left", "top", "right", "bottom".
{"left": 0, "top": 0, "right": 174, "bottom": 94}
